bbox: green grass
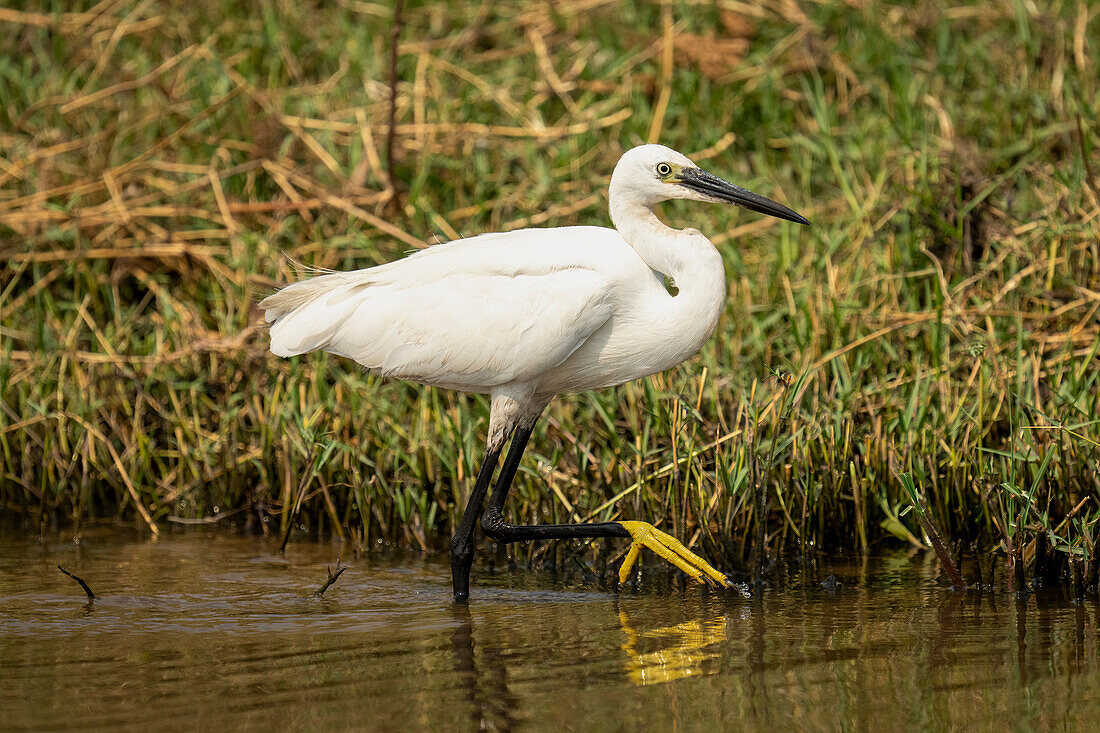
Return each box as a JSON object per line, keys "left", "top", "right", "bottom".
{"left": 2, "top": 0, "right": 1098, "bottom": 586}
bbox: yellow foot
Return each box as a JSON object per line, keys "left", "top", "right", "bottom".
{"left": 617, "top": 521, "right": 731, "bottom": 588}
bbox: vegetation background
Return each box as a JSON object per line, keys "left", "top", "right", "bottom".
{"left": 2, "top": 0, "right": 1098, "bottom": 585}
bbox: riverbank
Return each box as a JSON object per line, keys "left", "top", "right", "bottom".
{"left": 2, "top": 1, "right": 1097, "bottom": 584}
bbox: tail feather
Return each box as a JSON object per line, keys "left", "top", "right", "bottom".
{"left": 261, "top": 272, "right": 373, "bottom": 357}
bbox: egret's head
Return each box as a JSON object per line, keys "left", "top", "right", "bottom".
{"left": 610, "top": 144, "right": 809, "bottom": 225}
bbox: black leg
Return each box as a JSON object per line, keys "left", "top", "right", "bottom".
{"left": 451, "top": 442, "right": 503, "bottom": 602}
{"left": 480, "top": 423, "right": 630, "bottom": 543}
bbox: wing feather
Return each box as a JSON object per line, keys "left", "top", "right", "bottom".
{"left": 333, "top": 268, "right": 612, "bottom": 389}
{"left": 262, "top": 227, "right": 626, "bottom": 391}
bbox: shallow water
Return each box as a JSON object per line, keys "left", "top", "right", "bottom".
{"left": 2, "top": 531, "right": 1099, "bottom": 731}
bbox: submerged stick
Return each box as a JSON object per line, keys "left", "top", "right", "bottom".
{"left": 915, "top": 512, "right": 967, "bottom": 588}
{"left": 1087, "top": 535, "right": 1099, "bottom": 592}
{"left": 1072, "top": 556, "right": 1084, "bottom": 603}
{"left": 972, "top": 543, "right": 983, "bottom": 588}
{"left": 277, "top": 480, "right": 306, "bottom": 554}
{"left": 754, "top": 479, "right": 767, "bottom": 584}
{"left": 314, "top": 564, "right": 348, "bottom": 597}
{"left": 1013, "top": 534, "right": 1027, "bottom": 593}
{"left": 900, "top": 473, "right": 966, "bottom": 588}
{"left": 57, "top": 564, "right": 95, "bottom": 600}
{"left": 279, "top": 437, "right": 324, "bottom": 554}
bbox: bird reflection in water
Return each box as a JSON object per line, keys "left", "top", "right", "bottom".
{"left": 446, "top": 597, "right": 730, "bottom": 727}
{"left": 449, "top": 604, "right": 519, "bottom": 731}
{"left": 616, "top": 605, "right": 728, "bottom": 686}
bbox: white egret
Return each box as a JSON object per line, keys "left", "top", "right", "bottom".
{"left": 261, "top": 144, "right": 809, "bottom": 601}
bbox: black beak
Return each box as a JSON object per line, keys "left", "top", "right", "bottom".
{"left": 678, "top": 167, "right": 810, "bottom": 225}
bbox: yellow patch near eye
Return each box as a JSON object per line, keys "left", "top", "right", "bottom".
{"left": 657, "top": 162, "right": 680, "bottom": 182}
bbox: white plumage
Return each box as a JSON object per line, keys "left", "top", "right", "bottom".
{"left": 261, "top": 143, "right": 808, "bottom": 600}
{"left": 267, "top": 228, "right": 617, "bottom": 388}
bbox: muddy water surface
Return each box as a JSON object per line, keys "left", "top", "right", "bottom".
{"left": 2, "top": 531, "right": 1099, "bottom": 730}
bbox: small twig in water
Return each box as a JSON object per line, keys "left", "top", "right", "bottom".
{"left": 314, "top": 564, "right": 348, "bottom": 597}
{"left": 57, "top": 564, "right": 96, "bottom": 600}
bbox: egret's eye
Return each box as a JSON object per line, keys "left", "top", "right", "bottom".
{"left": 655, "top": 162, "right": 672, "bottom": 177}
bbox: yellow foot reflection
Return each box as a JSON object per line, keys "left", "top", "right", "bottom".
{"left": 617, "top": 521, "right": 731, "bottom": 587}
{"left": 619, "top": 609, "right": 727, "bottom": 685}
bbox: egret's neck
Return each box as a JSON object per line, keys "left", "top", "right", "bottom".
{"left": 609, "top": 196, "right": 727, "bottom": 358}
{"left": 609, "top": 199, "right": 723, "bottom": 290}
{"left": 610, "top": 200, "right": 674, "bottom": 273}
